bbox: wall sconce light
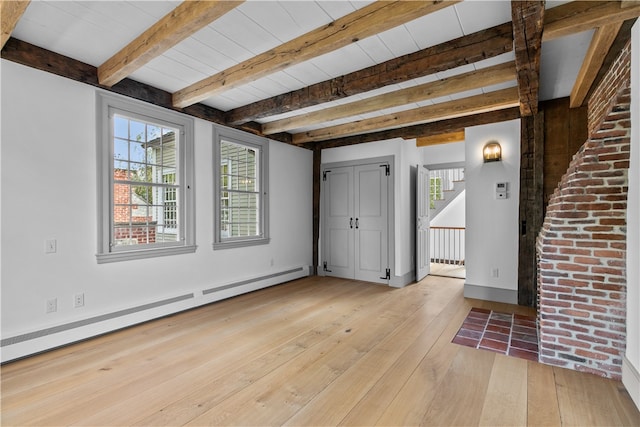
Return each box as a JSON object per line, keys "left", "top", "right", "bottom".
{"left": 483, "top": 141, "right": 502, "bottom": 163}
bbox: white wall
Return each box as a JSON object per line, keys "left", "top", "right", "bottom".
{"left": 321, "top": 138, "right": 422, "bottom": 284}
{"left": 431, "top": 191, "right": 465, "bottom": 227}
{"left": 0, "top": 60, "right": 313, "bottom": 361}
{"left": 422, "top": 140, "right": 465, "bottom": 166}
{"left": 623, "top": 20, "right": 640, "bottom": 410}
{"left": 464, "top": 119, "right": 521, "bottom": 303}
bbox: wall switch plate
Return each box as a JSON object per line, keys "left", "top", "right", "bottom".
{"left": 45, "top": 239, "right": 57, "bottom": 254}
{"left": 46, "top": 298, "right": 57, "bottom": 313}
{"left": 74, "top": 293, "right": 84, "bottom": 308}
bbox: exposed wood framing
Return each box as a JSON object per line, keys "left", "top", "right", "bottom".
{"left": 543, "top": 0, "right": 640, "bottom": 41}
{"left": 511, "top": 1, "right": 544, "bottom": 116}
{"left": 518, "top": 111, "right": 544, "bottom": 307}
{"left": 0, "top": 38, "right": 292, "bottom": 145}
{"left": 225, "top": 22, "right": 515, "bottom": 125}
{"left": 98, "top": 1, "right": 242, "bottom": 87}
{"left": 1, "top": 0, "right": 30, "bottom": 49}
{"left": 293, "top": 87, "right": 520, "bottom": 144}
{"left": 303, "top": 108, "right": 521, "bottom": 150}
{"left": 262, "top": 61, "right": 516, "bottom": 135}
{"left": 621, "top": 0, "right": 640, "bottom": 8}
{"left": 172, "top": 0, "right": 459, "bottom": 108}
{"left": 416, "top": 131, "right": 465, "bottom": 147}
{"left": 570, "top": 22, "right": 623, "bottom": 108}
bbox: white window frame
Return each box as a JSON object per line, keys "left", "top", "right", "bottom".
{"left": 213, "top": 127, "right": 269, "bottom": 249}
{"left": 96, "top": 92, "right": 196, "bottom": 263}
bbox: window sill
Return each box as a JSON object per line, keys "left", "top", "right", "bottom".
{"left": 213, "top": 237, "right": 270, "bottom": 250}
{"left": 96, "top": 245, "right": 197, "bottom": 264}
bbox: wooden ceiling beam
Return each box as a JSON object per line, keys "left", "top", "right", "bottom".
{"left": 293, "top": 87, "right": 520, "bottom": 144}
{"left": 172, "top": 0, "right": 459, "bottom": 109}
{"left": 262, "top": 61, "right": 516, "bottom": 135}
{"left": 98, "top": 1, "right": 242, "bottom": 87}
{"left": 1, "top": 0, "right": 30, "bottom": 49}
{"left": 304, "top": 108, "right": 521, "bottom": 150}
{"left": 511, "top": 1, "right": 544, "bottom": 117}
{"left": 416, "top": 131, "right": 465, "bottom": 147}
{"left": 570, "top": 22, "right": 623, "bottom": 108}
{"left": 543, "top": 0, "right": 640, "bottom": 41}
{"left": 226, "top": 21, "right": 514, "bottom": 125}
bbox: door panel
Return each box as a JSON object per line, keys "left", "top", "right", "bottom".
{"left": 355, "top": 163, "right": 388, "bottom": 284}
{"left": 416, "top": 165, "right": 430, "bottom": 281}
{"left": 323, "top": 167, "right": 354, "bottom": 278}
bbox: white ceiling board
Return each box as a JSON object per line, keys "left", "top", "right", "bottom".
{"left": 375, "top": 25, "right": 421, "bottom": 58}
{"left": 404, "top": 7, "right": 464, "bottom": 49}
{"left": 211, "top": 8, "right": 282, "bottom": 56}
{"left": 454, "top": 1, "right": 511, "bottom": 35}
{"left": 473, "top": 52, "right": 516, "bottom": 70}
{"left": 309, "top": 44, "right": 377, "bottom": 79}
{"left": 281, "top": 62, "right": 332, "bottom": 86}
{"left": 189, "top": 26, "right": 254, "bottom": 67}
{"left": 316, "top": 1, "right": 370, "bottom": 20}
{"left": 355, "top": 36, "right": 396, "bottom": 65}
{"left": 238, "top": 1, "right": 333, "bottom": 43}
{"left": 539, "top": 30, "right": 594, "bottom": 101}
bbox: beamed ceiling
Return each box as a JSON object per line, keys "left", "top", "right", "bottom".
{"left": 2, "top": 0, "right": 639, "bottom": 150}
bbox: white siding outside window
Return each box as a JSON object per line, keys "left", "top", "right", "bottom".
{"left": 213, "top": 128, "right": 269, "bottom": 249}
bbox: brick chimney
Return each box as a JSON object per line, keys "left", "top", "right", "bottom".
{"left": 537, "top": 42, "right": 631, "bottom": 379}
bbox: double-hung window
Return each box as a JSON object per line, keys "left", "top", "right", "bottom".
{"left": 213, "top": 128, "right": 269, "bottom": 249}
{"left": 97, "top": 92, "right": 195, "bottom": 263}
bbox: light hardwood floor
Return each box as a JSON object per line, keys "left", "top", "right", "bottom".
{"left": 1, "top": 275, "right": 639, "bottom": 426}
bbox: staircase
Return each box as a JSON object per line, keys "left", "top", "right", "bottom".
{"left": 430, "top": 167, "right": 464, "bottom": 219}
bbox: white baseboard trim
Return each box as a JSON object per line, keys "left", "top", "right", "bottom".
{"left": 0, "top": 266, "right": 311, "bottom": 363}
{"left": 463, "top": 283, "right": 517, "bottom": 304}
{"left": 623, "top": 356, "right": 640, "bottom": 411}
{"left": 390, "top": 270, "right": 415, "bottom": 288}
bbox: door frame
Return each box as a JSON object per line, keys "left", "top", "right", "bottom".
{"left": 319, "top": 155, "right": 395, "bottom": 285}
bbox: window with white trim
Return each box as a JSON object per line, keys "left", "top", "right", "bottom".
{"left": 97, "top": 92, "right": 195, "bottom": 263}
{"left": 214, "top": 128, "right": 269, "bottom": 249}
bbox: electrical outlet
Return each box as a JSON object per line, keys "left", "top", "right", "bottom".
{"left": 46, "top": 298, "right": 57, "bottom": 313}
{"left": 45, "top": 239, "right": 57, "bottom": 254}
{"left": 491, "top": 268, "right": 499, "bottom": 278}
{"left": 74, "top": 293, "right": 84, "bottom": 308}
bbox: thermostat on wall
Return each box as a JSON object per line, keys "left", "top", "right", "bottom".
{"left": 496, "top": 182, "right": 508, "bottom": 199}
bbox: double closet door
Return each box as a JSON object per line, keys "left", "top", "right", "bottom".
{"left": 322, "top": 162, "right": 389, "bottom": 285}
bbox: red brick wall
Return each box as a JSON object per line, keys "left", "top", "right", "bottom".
{"left": 537, "top": 42, "right": 631, "bottom": 380}
{"left": 113, "top": 168, "right": 156, "bottom": 244}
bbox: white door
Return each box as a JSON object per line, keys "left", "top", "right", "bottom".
{"left": 416, "top": 165, "right": 430, "bottom": 281}
{"left": 323, "top": 166, "right": 354, "bottom": 278}
{"left": 322, "top": 162, "right": 389, "bottom": 284}
{"left": 354, "top": 163, "right": 389, "bottom": 284}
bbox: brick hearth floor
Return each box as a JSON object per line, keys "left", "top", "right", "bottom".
{"left": 452, "top": 307, "right": 539, "bottom": 361}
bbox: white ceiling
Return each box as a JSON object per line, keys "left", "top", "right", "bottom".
{"left": 9, "top": 0, "right": 594, "bottom": 137}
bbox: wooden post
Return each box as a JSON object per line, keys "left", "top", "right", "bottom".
{"left": 518, "top": 111, "right": 544, "bottom": 307}
{"left": 312, "top": 147, "right": 321, "bottom": 275}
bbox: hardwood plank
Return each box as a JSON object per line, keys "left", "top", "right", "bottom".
{"left": 341, "top": 282, "right": 470, "bottom": 425}
{"left": 419, "top": 346, "right": 496, "bottom": 426}
{"left": 293, "top": 87, "right": 520, "bottom": 144}
{"left": 262, "top": 62, "right": 516, "bottom": 135}
{"left": 282, "top": 279, "right": 463, "bottom": 426}
{"left": 2, "top": 276, "right": 638, "bottom": 426}
{"left": 416, "top": 130, "right": 465, "bottom": 147}
{"left": 570, "top": 22, "right": 623, "bottom": 108}
{"left": 0, "top": 0, "right": 30, "bottom": 49}
{"left": 527, "top": 360, "right": 562, "bottom": 425}
{"left": 543, "top": 1, "right": 640, "bottom": 42}
{"left": 181, "top": 280, "right": 439, "bottom": 426}
{"left": 98, "top": 1, "right": 242, "bottom": 87}
{"left": 479, "top": 354, "right": 528, "bottom": 426}
{"left": 511, "top": 1, "right": 544, "bottom": 116}
{"left": 225, "top": 22, "right": 514, "bottom": 125}
{"left": 172, "top": 0, "right": 459, "bottom": 108}
{"left": 554, "top": 366, "right": 640, "bottom": 426}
